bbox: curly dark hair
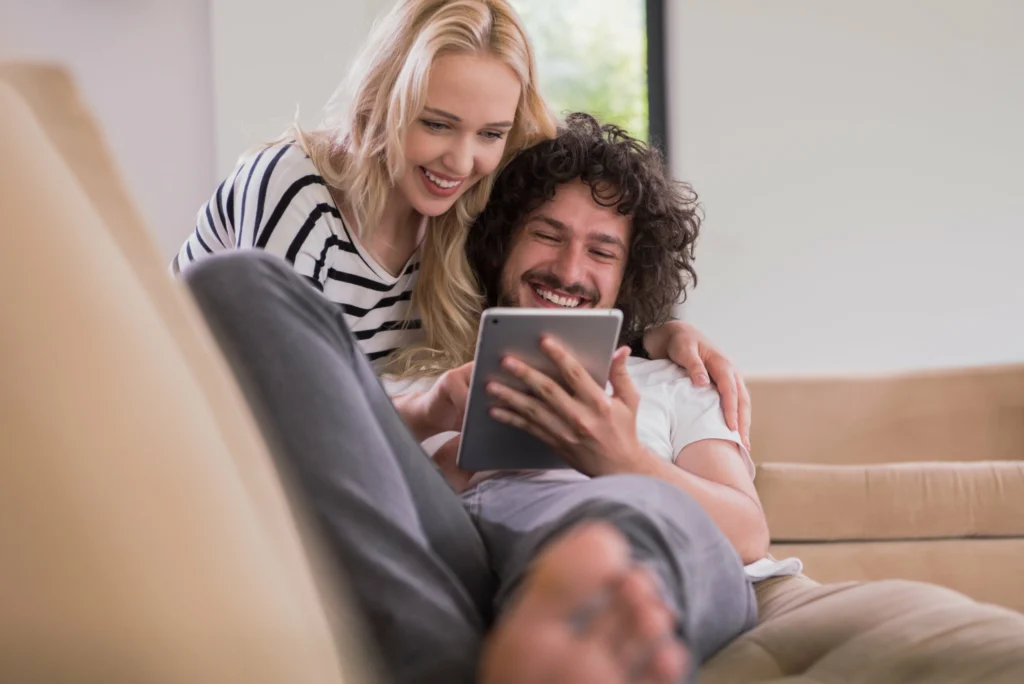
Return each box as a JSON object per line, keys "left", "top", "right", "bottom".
{"left": 466, "top": 112, "right": 702, "bottom": 344}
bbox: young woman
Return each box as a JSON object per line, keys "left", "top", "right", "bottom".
{"left": 173, "top": 0, "right": 750, "bottom": 444}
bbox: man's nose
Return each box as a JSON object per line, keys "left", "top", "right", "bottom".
{"left": 551, "top": 246, "right": 585, "bottom": 286}
{"left": 442, "top": 135, "right": 474, "bottom": 177}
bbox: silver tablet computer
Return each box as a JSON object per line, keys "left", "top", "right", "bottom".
{"left": 456, "top": 307, "right": 623, "bottom": 471}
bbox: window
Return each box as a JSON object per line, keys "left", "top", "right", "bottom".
{"left": 511, "top": 0, "right": 667, "bottom": 154}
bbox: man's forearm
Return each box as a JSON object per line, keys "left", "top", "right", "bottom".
{"left": 615, "top": 453, "right": 770, "bottom": 564}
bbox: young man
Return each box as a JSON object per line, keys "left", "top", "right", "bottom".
{"left": 394, "top": 113, "right": 770, "bottom": 565}
{"left": 391, "top": 108, "right": 776, "bottom": 639}
{"left": 182, "top": 114, "right": 760, "bottom": 684}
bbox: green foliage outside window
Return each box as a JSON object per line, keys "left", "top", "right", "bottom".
{"left": 512, "top": 0, "right": 649, "bottom": 142}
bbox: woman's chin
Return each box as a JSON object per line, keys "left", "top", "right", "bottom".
{"left": 409, "top": 192, "right": 460, "bottom": 218}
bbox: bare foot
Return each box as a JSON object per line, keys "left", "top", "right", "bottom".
{"left": 479, "top": 523, "right": 689, "bottom": 684}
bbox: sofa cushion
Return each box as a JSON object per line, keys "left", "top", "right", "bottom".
{"left": 701, "top": 575, "right": 1024, "bottom": 683}
{"left": 758, "top": 460, "right": 1024, "bottom": 541}
{"left": 771, "top": 537, "right": 1024, "bottom": 612}
{"left": 748, "top": 364, "right": 1024, "bottom": 466}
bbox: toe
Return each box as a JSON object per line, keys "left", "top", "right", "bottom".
{"left": 646, "top": 639, "right": 690, "bottom": 683}
{"left": 618, "top": 567, "right": 675, "bottom": 641}
{"left": 604, "top": 566, "right": 685, "bottom": 683}
{"left": 526, "top": 522, "right": 632, "bottom": 616}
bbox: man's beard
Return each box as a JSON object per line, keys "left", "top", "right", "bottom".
{"left": 498, "top": 268, "right": 599, "bottom": 308}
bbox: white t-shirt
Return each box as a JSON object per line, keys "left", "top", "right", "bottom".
{"left": 175, "top": 141, "right": 425, "bottom": 363}
{"left": 383, "top": 357, "right": 755, "bottom": 482}
{"left": 384, "top": 357, "right": 803, "bottom": 581}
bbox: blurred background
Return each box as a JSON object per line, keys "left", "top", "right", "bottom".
{"left": 2, "top": 0, "right": 1021, "bottom": 375}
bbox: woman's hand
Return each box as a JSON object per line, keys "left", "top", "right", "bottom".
{"left": 643, "top": 321, "right": 751, "bottom": 450}
{"left": 423, "top": 361, "right": 474, "bottom": 434}
{"left": 486, "top": 338, "right": 650, "bottom": 477}
{"left": 431, "top": 435, "right": 476, "bottom": 493}
{"left": 393, "top": 362, "right": 473, "bottom": 441}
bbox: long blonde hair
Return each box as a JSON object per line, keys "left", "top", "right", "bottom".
{"left": 292, "top": 0, "right": 556, "bottom": 376}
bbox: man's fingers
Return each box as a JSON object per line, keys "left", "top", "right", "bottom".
{"left": 501, "top": 353, "right": 581, "bottom": 425}
{"left": 487, "top": 382, "right": 579, "bottom": 445}
{"left": 539, "top": 336, "right": 610, "bottom": 409}
{"left": 490, "top": 406, "right": 562, "bottom": 449}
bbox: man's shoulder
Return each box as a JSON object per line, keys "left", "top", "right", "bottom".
{"left": 626, "top": 358, "right": 723, "bottom": 405}
{"left": 627, "top": 358, "right": 691, "bottom": 390}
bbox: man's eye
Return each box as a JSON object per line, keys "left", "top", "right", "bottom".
{"left": 536, "top": 232, "right": 558, "bottom": 242}
{"left": 591, "top": 250, "right": 616, "bottom": 260}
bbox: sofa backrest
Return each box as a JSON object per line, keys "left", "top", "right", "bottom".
{"left": 0, "top": 63, "right": 371, "bottom": 683}
{"left": 748, "top": 364, "right": 1024, "bottom": 466}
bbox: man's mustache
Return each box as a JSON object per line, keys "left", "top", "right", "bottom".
{"left": 522, "top": 269, "right": 599, "bottom": 302}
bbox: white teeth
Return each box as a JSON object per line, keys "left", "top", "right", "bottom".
{"left": 534, "top": 286, "right": 581, "bottom": 308}
{"left": 423, "top": 168, "right": 462, "bottom": 189}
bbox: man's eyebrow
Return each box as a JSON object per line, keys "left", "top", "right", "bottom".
{"left": 593, "top": 233, "right": 627, "bottom": 252}
{"left": 422, "top": 106, "right": 514, "bottom": 129}
{"left": 530, "top": 215, "right": 569, "bottom": 232}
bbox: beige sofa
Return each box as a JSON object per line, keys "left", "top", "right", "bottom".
{"left": 751, "top": 366, "right": 1024, "bottom": 612}
{"left": 3, "top": 63, "right": 1023, "bottom": 683}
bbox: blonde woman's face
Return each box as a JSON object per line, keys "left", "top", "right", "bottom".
{"left": 398, "top": 52, "right": 521, "bottom": 217}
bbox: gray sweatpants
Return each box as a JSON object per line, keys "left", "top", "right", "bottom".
{"left": 185, "top": 251, "right": 755, "bottom": 684}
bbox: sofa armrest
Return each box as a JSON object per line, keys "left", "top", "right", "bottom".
{"left": 747, "top": 364, "right": 1024, "bottom": 466}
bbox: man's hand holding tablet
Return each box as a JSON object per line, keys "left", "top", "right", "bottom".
{"left": 485, "top": 336, "right": 645, "bottom": 478}
{"left": 456, "top": 308, "right": 623, "bottom": 472}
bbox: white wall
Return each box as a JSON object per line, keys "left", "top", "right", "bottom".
{"left": 0, "top": 0, "right": 215, "bottom": 259}
{"left": 667, "top": 0, "right": 1024, "bottom": 374}
{"left": 210, "top": 0, "right": 395, "bottom": 177}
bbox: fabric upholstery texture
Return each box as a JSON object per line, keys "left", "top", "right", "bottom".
{"left": 704, "top": 575, "right": 1024, "bottom": 683}
{"left": 0, "top": 64, "right": 366, "bottom": 684}
{"left": 749, "top": 365, "right": 1024, "bottom": 610}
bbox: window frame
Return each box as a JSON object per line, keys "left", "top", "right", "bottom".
{"left": 646, "top": 0, "right": 669, "bottom": 162}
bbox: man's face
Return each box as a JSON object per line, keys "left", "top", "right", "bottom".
{"left": 498, "top": 179, "right": 631, "bottom": 310}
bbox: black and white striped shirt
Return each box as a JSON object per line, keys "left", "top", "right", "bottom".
{"left": 175, "top": 141, "right": 423, "bottom": 362}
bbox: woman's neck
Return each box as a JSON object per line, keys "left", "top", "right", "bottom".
{"left": 333, "top": 186, "right": 425, "bottom": 278}
{"left": 370, "top": 192, "right": 426, "bottom": 277}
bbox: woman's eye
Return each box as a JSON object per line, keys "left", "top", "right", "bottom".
{"left": 422, "top": 120, "right": 449, "bottom": 132}
{"left": 481, "top": 130, "right": 506, "bottom": 141}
